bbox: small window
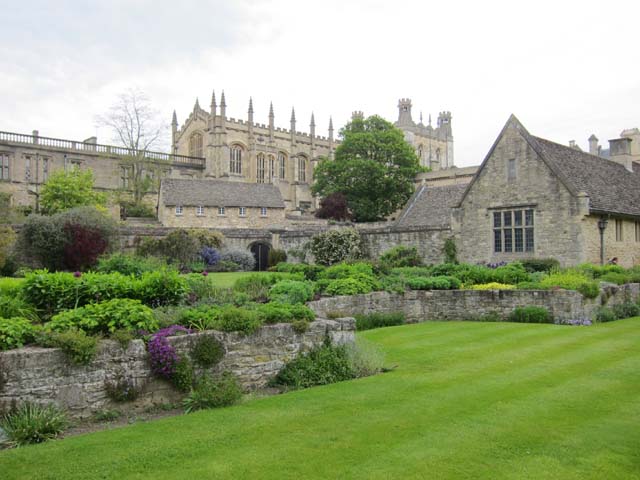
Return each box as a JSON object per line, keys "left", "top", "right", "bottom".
{"left": 615, "top": 219, "right": 623, "bottom": 242}
{"left": 507, "top": 158, "right": 516, "bottom": 181}
{"left": 0, "top": 154, "right": 9, "bottom": 180}
{"left": 218, "top": 207, "right": 226, "bottom": 216}
{"left": 260, "top": 207, "right": 267, "bottom": 217}
{"left": 121, "top": 166, "right": 131, "bottom": 189}
{"left": 175, "top": 205, "right": 183, "bottom": 216}
{"left": 239, "top": 207, "right": 246, "bottom": 217}
{"left": 196, "top": 205, "right": 204, "bottom": 216}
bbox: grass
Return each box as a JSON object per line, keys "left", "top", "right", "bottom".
{"left": 1, "top": 319, "right": 639, "bottom": 479}
{"left": 200, "top": 271, "right": 267, "bottom": 288}
{"left": 0, "top": 277, "right": 24, "bottom": 295}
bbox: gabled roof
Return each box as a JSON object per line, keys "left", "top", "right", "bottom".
{"left": 457, "top": 115, "right": 640, "bottom": 217}
{"left": 395, "top": 183, "right": 467, "bottom": 228}
{"left": 161, "top": 178, "right": 285, "bottom": 208}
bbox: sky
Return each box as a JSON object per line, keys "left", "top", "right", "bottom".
{"left": 2, "top": 0, "right": 639, "bottom": 167}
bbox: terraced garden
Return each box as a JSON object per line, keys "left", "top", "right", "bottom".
{"left": 1, "top": 318, "right": 638, "bottom": 479}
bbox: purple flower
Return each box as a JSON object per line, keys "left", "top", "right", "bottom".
{"left": 73, "top": 271, "right": 82, "bottom": 278}
{"left": 147, "top": 325, "right": 192, "bottom": 379}
{"left": 202, "top": 271, "right": 209, "bottom": 277}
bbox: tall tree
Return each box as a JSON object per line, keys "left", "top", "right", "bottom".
{"left": 40, "top": 169, "right": 106, "bottom": 215}
{"left": 96, "top": 89, "right": 168, "bottom": 206}
{"left": 312, "top": 115, "right": 421, "bottom": 222}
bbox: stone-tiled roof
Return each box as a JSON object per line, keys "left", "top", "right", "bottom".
{"left": 531, "top": 136, "right": 640, "bottom": 217}
{"left": 161, "top": 178, "right": 285, "bottom": 208}
{"left": 395, "top": 183, "right": 466, "bottom": 228}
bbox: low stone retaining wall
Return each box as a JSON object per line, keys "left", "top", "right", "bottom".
{"left": 0, "top": 318, "right": 355, "bottom": 418}
{"left": 308, "top": 284, "right": 640, "bottom": 324}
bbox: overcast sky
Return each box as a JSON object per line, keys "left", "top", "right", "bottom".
{"left": 2, "top": 0, "right": 639, "bottom": 166}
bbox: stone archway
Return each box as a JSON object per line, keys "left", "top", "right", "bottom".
{"left": 249, "top": 242, "right": 271, "bottom": 272}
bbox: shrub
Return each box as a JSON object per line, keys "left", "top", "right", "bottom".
{"left": 234, "top": 273, "right": 303, "bottom": 302}
{"left": 354, "top": 312, "right": 405, "bottom": 331}
{"left": 219, "top": 248, "right": 256, "bottom": 272}
{"left": 0, "top": 403, "right": 68, "bottom": 447}
{"left": 0, "top": 225, "right": 16, "bottom": 272}
{"left": 0, "top": 317, "right": 36, "bottom": 351}
{"left": 105, "top": 374, "right": 140, "bottom": 402}
{"left": 172, "top": 357, "right": 195, "bottom": 393}
{"left": 210, "top": 260, "right": 240, "bottom": 272}
{"left": 406, "top": 276, "right": 461, "bottom": 290}
{"left": 612, "top": 302, "right": 640, "bottom": 320}
{"left": 0, "top": 296, "right": 38, "bottom": 322}
{"left": 319, "top": 262, "right": 374, "bottom": 280}
{"left": 309, "top": 228, "right": 362, "bottom": 266}
{"left": 191, "top": 335, "right": 225, "bottom": 368}
{"left": 539, "top": 271, "right": 600, "bottom": 299}
{"left": 270, "top": 339, "right": 354, "bottom": 389}
{"left": 95, "top": 253, "right": 166, "bottom": 277}
{"left": 275, "top": 263, "right": 325, "bottom": 281}
{"left": 593, "top": 306, "right": 617, "bottom": 323}
{"left": 120, "top": 201, "right": 156, "bottom": 218}
{"left": 111, "top": 329, "right": 134, "bottom": 349}
{"left": 516, "top": 281, "right": 549, "bottom": 290}
{"left": 344, "top": 338, "right": 385, "bottom": 377}
{"left": 314, "top": 192, "right": 352, "bottom": 221}
{"left": 379, "top": 246, "right": 422, "bottom": 269}
{"left": 520, "top": 258, "right": 560, "bottom": 273}
{"left": 507, "top": 306, "right": 552, "bottom": 324}
{"left": 39, "top": 169, "right": 105, "bottom": 215}
{"left": 179, "top": 305, "right": 221, "bottom": 331}
{"left": 325, "top": 277, "right": 374, "bottom": 296}
{"left": 254, "top": 303, "right": 316, "bottom": 324}
{"left": 18, "top": 207, "right": 116, "bottom": 271}
{"left": 216, "top": 306, "right": 262, "bottom": 334}
{"left": 268, "top": 280, "right": 315, "bottom": 304}
{"left": 199, "top": 246, "right": 220, "bottom": 268}
{"left": 40, "top": 329, "right": 99, "bottom": 365}
{"left": 443, "top": 238, "right": 458, "bottom": 264}
{"left": 491, "top": 263, "right": 530, "bottom": 285}
{"left": 136, "top": 270, "right": 188, "bottom": 307}
{"left": 469, "top": 282, "right": 516, "bottom": 290}
{"left": 137, "top": 229, "right": 223, "bottom": 267}
{"left": 598, "top": 272, "right": 630, "bottom": 285}
{"left": 46, "top": 298, "right": 158, "bottom": 335}
{"left": 267, "top": 249, "right": 287, "bottom": 268}
{"left": 182, "top": 372, "right": 242, "bottom": 413}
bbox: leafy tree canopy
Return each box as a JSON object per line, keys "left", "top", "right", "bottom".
{"left": 40, "top": 169, "right": 106, "bottom": 215}
{"left": 312, "top": 115, "right": 421, "bottom": 222}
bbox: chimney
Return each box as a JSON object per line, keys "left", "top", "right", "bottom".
{"left": 609, "top": 137, "right": 634, "bottom": 172}
{"left": 588, "top": 134, "right": 599, "bottom": 156}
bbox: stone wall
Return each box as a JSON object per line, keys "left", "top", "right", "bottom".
{"left": 0, "top": 318, "right": 355, "bottom": 418}
{"left": 308, "top": 284, "right": 640, "bottom": 324}
{"left": 158, "top": 205, "right": 287, "bottom": 229}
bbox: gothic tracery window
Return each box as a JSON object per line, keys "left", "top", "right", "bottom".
{"left": 257, "top": 153, "right": 266, "bottom": 183}
{"left": 298, "top": 156, "right": 307, "bottom": 183}
{"left": 230, "top": 145, "right": 243, "bottom": 175}
{"left": 268, "top": 155, "right": 275, "bottom": 181}
{"left": 189, "top": 132, "right": 203, "bottom": 157}
{"left": 278, "top": 152, "right": 287, "bottom": 180}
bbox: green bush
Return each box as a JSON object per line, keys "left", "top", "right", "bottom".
{"left": 0, "top": 317, "right": 36, "bottom": 351}
{"left": 593, "top": 306, "right": 617, "bottom": 323}
{"left": 406, "top": 275, "right": 461, "bottom": 290}
{"left": 515, "top": 281, "right": 549, "bottom": 290}
{"left": 234, "top": 273, "right": 304, "bottom": 302}
{"left": 325, "top": 277, "right": 374, "bottom": 296}
{"left": 612, "top": 302, "right": 640, "bottom": 320}
{"left": 354, "top": 312, "right": 405, "bottom": 331}
{"left": 309, "top": 228, "right": 362, "bottom": 266}
{"left": 254, "top": 303, "right": 316, "bottom": 324}
{"left": 319, "top": 262, "right": 374, "bottom": 280}
{"left": 46, "top": 298, "right": 158, "bottom": 335}
{"left": 172, "top": 357, "right": 195, "bottom": 393}
{"left": 182, "top": 372, "right": 242, "bottom": 413}
{"left": 443, "top": 238, "right": 458, "bottom": 264}
{"left": 0, "top": 296, "right": 39, "bottom": 322}
{"left": 179, "top": 305, "right": 221, "bottom": 331}
{"left": 0, "top": 403, "right": 68, "bottom": 447}
{"left": 191, "top": 335, "right": 225, "bottom": 368}
{"left": 270, "top": 339, "right": 354, "bottom": 389}
{"left": 379, "top": 246, "right": 422, "bottom": 269}
{"left": 268, "top": 280, "right": 315, "bottom": 304}
{"left": 39, "top": 329, "right": 99, "bottom": 365}
{"left": 598, "top": 272, "right": 630, "bottom": 285}
{"left": 491, "top": 263, "right": 530, "bottom": 285}
{"left": 136, "top": 270, "right": 188, "bottom": 307}
{"left": 578, "top": 263, "right": 626, "bottom": 278}
{"left": 539, "top": 271, "right": 600, "bottom": 299}
{"left": 0, "top": 277, "right": 24, "bottom": 296}
{"left": 390, "top": 266, "right": 435, "bottom": 278}
{"left": 267, "top": 249, "right": 287, "bottom": 268}
{"left": 120, "top": 201, "right": 155, "bottom": 218}
{"left": 95, "top": 253, "right": 167, "bottom": 277}
{"left": 520, "top": 258, "right": 560, "bottom": 273}
{"left": 274, "top": 263, "right": 326, "bottom": 281}
{"left": 216, "top": 306, "right": 262, "bottom": 334}
{"left": 507, "top": 306, "right": 552, "bottom": 324}
{"left": 219, "top": 248, "right": 255, "bottom": 272}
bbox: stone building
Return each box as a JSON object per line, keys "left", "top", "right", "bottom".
{"left": 0, "top": 130, "right": 205, "bottom": 211}
{"left": 452, "top": 115, "right": 640, "bottom": 267}
{"left": 158, "top": 178, "right": 286, "bottom": 229}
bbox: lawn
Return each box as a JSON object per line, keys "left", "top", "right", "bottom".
{"left": 203, "top": 271, "right": 267, "bottom": 288}
{"left": 1, "top": 319, "right": 639, "bottom": 479}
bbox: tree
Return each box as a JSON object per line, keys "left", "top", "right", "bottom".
{"left": 312, "top": 115, "right": 421, "bottom": 222}
{"left": 40, "top": 169, "right": 106, "bottom": 215}
{"left": 96, "top": 89, "right": 167, "bottom": 206}
{"left": 314, "top": 192, "right": 352, "bottom": 221}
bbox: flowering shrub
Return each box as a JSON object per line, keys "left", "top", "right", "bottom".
{"left": 539, "top": 271, "right": 600, "bottom": 299}
{"left": 309, "top": 228, "right": 362, "bottom": 266}
{"left": 219, "top": 248, "right": 256, "bottom": 272}
{"left": 200, "top": 247, "right": 220, "bottom": 268}
{"left": 148, "top": 325, "right": 191, "bottom": 379}
{"left": 469, "top": 282, "right": 516, "bottom": 290}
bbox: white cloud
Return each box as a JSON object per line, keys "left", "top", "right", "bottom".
{"left": 1, "top": 0, "right": 639, "bottom": 165}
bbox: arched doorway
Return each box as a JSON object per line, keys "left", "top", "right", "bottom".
{"left": 250, "top": 242, "right": 271, "bottom": 271}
